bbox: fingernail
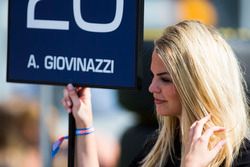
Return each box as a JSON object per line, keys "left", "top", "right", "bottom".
{"left": 68, "top": 84, "right": 74, "bottom": 90}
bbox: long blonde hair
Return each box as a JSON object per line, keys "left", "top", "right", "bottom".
{"left": 141, "top": 20, "right": 249, "bottom": 167}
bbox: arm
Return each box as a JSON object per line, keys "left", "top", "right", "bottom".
{"left": 181, "top": 115, "right": 226, "bottom": 167}
{"left": 62, "top": 84, "right": 99, "bottom": 167}
{"left": 75, "top": 130, "right": 98, "bottom": 167}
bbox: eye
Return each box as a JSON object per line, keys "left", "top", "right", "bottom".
{"left": 161, "top": 77, "right": 172, "bottom": 83}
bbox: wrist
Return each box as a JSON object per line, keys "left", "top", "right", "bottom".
{"left": 75, "top": 123, "right": 92, "bottom": 129}
{"left": 76, "top": 127, "right": 95, "bottom": 136}
{"left": 51, "top": 126, "right": 95, "bottom": 158}
{"left": 75, "top": 118, "right": 93, "bottom": 129}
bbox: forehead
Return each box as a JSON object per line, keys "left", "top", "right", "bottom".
{"left": 151, "top": 50, "right": 167, "bottom": 72}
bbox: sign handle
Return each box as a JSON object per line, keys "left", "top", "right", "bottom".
{"left": 68, "top": 112, "right": 76, "bottom": 167}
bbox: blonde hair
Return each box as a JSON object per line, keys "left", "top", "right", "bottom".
{"left": 141, "top": 20, "right": 249, "bottom": 167}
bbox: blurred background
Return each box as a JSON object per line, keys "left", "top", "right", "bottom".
{"left": 0, "top": 0, "right": 250, "bottom": 167}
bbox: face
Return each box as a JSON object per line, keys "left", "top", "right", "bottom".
{"left": 149, "top": 50, "right": 182, "bottom": 118}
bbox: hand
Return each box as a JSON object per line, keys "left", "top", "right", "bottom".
{"left": 182, "top": 115, "right": 226, "bottom": 167}
{"left": 61, "top": 84, "right": 93, "bottom": 128}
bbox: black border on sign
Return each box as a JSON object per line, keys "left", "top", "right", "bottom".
{"left": 6, "top": 0, "right": 144, "bottom": 89}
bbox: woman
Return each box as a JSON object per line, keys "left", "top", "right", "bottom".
{"left": 62, "top": 20, "right": 250, "bottom": 167}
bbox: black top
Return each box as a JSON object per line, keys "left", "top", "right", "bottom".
{"left": 129, "top": 134, "right": 250, "bottom": 167}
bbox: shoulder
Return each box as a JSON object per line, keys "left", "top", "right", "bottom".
{"left": 232, "top": 138, "right": 250, "bottom": 166}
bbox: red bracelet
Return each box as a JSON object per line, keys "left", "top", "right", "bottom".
{"left": 51, "top": 127, "right": 95, "bottom": 158}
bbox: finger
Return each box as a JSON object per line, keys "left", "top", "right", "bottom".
{"left": 198, "top": 126, "right": 226, "bottom": 145}
{"left": 63, "top": 88, "right": 72, "bottom": 107}
{"left": 192, "top": 115, "right": 211, "bottom": 141}
{"left": 189, "top": 121, "right": 197, "bottom": 141}
{"left": 61, "top": 99, "right": 72, "bottom": 113}
{"left": 209, "top": 139, "right": 226, "bottom": 157}
{"left": 202, "top": 126, "right": 225, "bottom": 141}
{"left": 76, "top": 87, "right": 83, "bottom": 92}
{"left": 61, "top": 99, "right": 67, "bottom": 108}
{"left": 63, "top": 87, "right": 69, "bottom": 97}
{"left": 67, "top": 84, "right": 81, "bottom": 109}
{"left": 78, "top": 87, "right": 91, "bottom": 102}
{"left": 185, "top": 121, "right": 197, "bottom": 152}
{"left": 190, "top": 121, "right": 197, "bottom": 129}
{"left": 75, "top": 87, "right": 83, "bottom": 97}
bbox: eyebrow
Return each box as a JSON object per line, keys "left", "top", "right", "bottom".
{"left": 156, "top": 72, "right": 170, "bottom": 76}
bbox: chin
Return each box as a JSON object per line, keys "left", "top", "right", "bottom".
{"left": 155, "top": 106, "right": 180, "bottom": 117}
{"left": 155, "top": 107, "right": 169, "bottom": 116}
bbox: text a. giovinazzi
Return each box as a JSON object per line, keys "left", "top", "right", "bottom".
{"left": 44, "top": 55, "right": 114, "bottom": 73}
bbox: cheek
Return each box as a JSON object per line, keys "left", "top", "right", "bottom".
{"left": 163, "top": 85, "right": 182, "bottom": 107}
{"left": 163, "top": 85, "right": 179, "bottom": 98}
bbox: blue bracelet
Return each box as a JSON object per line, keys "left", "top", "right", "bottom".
{"left": 51, "top": 127, "right": 95, "bottom": 158}
{"left": 75, "top": 127, "right": 95, "bottom": 135}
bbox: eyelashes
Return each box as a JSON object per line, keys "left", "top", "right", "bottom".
{"left": 150, "top": 73, "right": 172, "bottom": 83}
{"left": 150, "top": 71, "right": 173, "bottom": 83}
{"left": 161, "top": 78, "right": 172, "bottom": 83}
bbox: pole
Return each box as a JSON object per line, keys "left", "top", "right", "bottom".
{"left": 68, "top": 112, "right": 76, "bottom": 167}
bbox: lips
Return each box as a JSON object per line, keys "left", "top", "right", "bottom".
{"left": 154, "top": 98, "right": 166, "bottom": 104}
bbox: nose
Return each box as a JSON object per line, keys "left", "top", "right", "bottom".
{"left": 148, "top": 78, "right": 160, "bottom": 93}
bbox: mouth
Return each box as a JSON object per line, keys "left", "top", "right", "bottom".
{"left": 154, "top": 98, "right": 166, "bottom": 104}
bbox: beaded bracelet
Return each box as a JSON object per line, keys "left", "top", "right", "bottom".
{"left": 51, "top": 127, "right": 95, "bottom": 158}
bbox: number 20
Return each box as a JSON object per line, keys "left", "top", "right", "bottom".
{"left": 27, "top": 0, "right": 124, "bottom": 32}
